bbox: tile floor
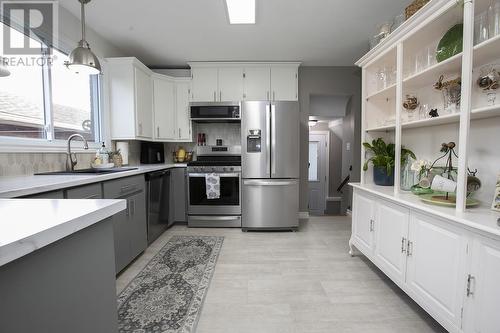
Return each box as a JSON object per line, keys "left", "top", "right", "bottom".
{"left": 116, "top": 215, "right": 447, "bottom": 333}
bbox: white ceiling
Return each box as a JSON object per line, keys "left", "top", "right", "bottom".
{"left": 59, "top": 0, "right": 409, "bottom": 67}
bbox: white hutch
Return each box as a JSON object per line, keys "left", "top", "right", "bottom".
{"left": 350, "top": 0, "right": 500, "bottom": 332}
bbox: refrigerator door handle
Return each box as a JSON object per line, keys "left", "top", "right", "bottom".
{"left": 266, "top": 104, "right": 271, "bottom": 176}
{"left": 244, "top": 179, "right": 298, "bottom": 186}
{"left": 271, "top": 104, "right": 276, "bottom": 176}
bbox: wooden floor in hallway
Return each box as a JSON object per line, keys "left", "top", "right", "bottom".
{"left": 117, "top": 215, "right": 447, "bottom": 333}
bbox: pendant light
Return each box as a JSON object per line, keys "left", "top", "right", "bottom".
{"left": 0, "top": 58, "right": 10, "bottom": 77}
{"left": 64, "top": 0, "right": 101, "bottom": 75}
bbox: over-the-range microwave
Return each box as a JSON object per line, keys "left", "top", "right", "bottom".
{"left": 190, "top": 102, "right": 241, "bottom": 122}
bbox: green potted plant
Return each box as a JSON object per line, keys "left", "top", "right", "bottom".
{"left": 363, "top": 138, "right": 416, "bottom": 186}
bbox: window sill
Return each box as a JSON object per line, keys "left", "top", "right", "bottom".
{"left": 0, "top": 137, "right": 100, "bottom": 153}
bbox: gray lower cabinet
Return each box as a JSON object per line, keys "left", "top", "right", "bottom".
{"left": 0, "top": 218, "right": 118, "bottom": 333}
{"left": 25, "top": 190, "right": 65, "bottom": 199}
{"left": 66, "top": 183, "right": 103, "bottom": 199}
{"left": 171, "top": 168, "right": 187, "bottom": 223}
{"left": 103, "top": 175, "right": 147, "bottom": 273}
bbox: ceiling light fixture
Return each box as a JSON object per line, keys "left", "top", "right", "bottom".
{"left": 225, "top": 0, "right": 255, "bottom": 24}
{"left": 64, "top": 0, "right": 101, "bottom": 75}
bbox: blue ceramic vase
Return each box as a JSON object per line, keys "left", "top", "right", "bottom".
{"left": 373, "top": 166, "right": 395, "bottom": 186}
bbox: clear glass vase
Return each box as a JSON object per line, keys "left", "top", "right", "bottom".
{"left": 401, "top": 160, "right": 416, "bottom": 191}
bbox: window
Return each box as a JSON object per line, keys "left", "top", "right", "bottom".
{"left": 0, "top": 21, "right": 101, "bottom": 146}
{"left": 308, "top": 141, "right": 319, "bottom": 181}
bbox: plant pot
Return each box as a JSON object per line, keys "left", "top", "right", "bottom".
{"left": 373, "top": 166, "right": 395, "bottom": 186}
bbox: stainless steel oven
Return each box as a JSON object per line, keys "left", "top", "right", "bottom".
{"left": 187, "top": 146, "right": 242, "bottom": 228}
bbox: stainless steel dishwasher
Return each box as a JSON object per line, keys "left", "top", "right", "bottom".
{"left": 145, "top": 169, "right": 172, "bottom": 244}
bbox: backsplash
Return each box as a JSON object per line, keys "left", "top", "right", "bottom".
{"left": 0, "top": 153, "right": 95, "bottom": 177}
{"left": 194, "top": 123, "right": 241, "bottom": 146}
{"left": 0, "top": 125, "right": 240, "bottom": 176}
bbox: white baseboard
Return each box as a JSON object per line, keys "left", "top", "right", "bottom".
{"left": 298, "top": 211, "right": 309, "bottom": 219}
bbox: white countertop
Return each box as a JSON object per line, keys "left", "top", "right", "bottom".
{"left": 0, "top": 198, "right": 126, "bottom": 267}
{"left": 350, "top": 183, "right": 500, "bottom": 238}
{"left": 0, "top": 164, "right": 187, "bottom": 198}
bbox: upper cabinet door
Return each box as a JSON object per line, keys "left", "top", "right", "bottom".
{"left": 134, "top": 67, "right": 153, "bottom": 139}
{"left": 218, "top": 67, "right": 244, "bottom": 102}
{"left": 153, "top": 77, "right": 175, "bottom": 140}
{"left": 270, "top": 66, "right": 298, "bottom": 101}
{"left": 243, "top": 67, "right": 271, "bottom": 101}
{"left": 175, "top": 81, "right": 192, "bottom": 141}
{"left": 406, "top": 213, "right": 467, "bottom": 331}
{"left": 191, "top": 67, "right": 218, "bottom": 102}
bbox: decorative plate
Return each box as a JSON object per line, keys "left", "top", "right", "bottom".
{"left": 419, "top": 193, "right": 480, "bottom": 208}
{"left": 436, "top": 24, "right": 463, "bottom": 63}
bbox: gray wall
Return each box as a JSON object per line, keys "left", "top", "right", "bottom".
{"left": 298, "top": 67, "right": 362, "bottom": 213}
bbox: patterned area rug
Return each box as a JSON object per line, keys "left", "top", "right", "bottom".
{"left": 117, "top": 235, "right": 224, "bottom": 333}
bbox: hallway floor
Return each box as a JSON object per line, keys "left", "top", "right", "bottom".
{"left": 117, "top": 216, "right": 447, "bottom": 333}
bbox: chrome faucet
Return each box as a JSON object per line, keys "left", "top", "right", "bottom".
{"left": 66, "top": 134, "right": 89, "bottom": 171}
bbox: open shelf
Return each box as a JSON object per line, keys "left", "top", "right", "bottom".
{"left": 366, "top": 83, "right": 396, "bottom": 101}
{"left": 365, "top": 124, "right": 396, "bottom": 132}
{"left": 473, "top": 34, "right": 500, "bottom": 67}
{"left": 403, "top": 53, "right": 462, "bottom": 90}
{"left": 400, "top": 104, "right": 500, "bottom": 130}
{"left": 402, "top": 113, "right": 460, "bottom": 129}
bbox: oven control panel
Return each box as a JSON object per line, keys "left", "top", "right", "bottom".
{"left": 188, "top": 166, "right": 241, "bottom": 173}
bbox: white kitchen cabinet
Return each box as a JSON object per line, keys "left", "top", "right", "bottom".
{"left": 218, "top": 67, "right": 244, "bottom": 102}
{"left": 351, "top": 192, "right": 376, "bottom": 255}
{"left": 270, "top": 66, "right": 298, "bottom": 101}
{"left": 464, "top": 236, "right": 500, "bottom": 333}
{"left": 134, "top": 67, "right": 153, "bottom": 139}
{"left": 191, "top": 67, "right": 218, "bottom": 102}
{"left": 175, "top": 80, "right": 192, "bottom": 141}
{"left": 153, "top": 75, "right": 175, "bottom": 140}
{"left": 243, "top": 67, "right": 271, "bottom": 101}
{"left": 189, "top": 62, "right": 300, "bottom": 102}
{"left": 374, "top": 201, "right": 409, "bottom": 286}
{"left": 406, "top": 212, "right": 467, "bottom": 331}
{"left": 107, "top": 57, "right": 154, "bottom": 140}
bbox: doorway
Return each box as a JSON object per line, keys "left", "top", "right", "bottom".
{"left": 308, "top": 131, "right": 329, "bottom": 215}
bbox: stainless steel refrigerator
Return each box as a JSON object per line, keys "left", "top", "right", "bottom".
{"left": 241, "top": 101, "right": 300, "bottom": 231}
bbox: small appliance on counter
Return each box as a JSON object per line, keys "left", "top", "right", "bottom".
{"left": 187, "top": 145, "right": 242, "bottom": 228}
{"left": 140, "top": 141, "right": 165, "bottom": 164}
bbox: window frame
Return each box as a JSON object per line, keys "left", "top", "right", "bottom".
{"left": 0, "top": 21, "right": 104, "bottom": 153}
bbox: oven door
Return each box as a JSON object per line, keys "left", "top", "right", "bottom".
{"left": 188, "top": 172, "right": 241, "bottom": 215}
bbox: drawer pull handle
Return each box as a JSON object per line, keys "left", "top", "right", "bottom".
{"left": 120, "top": 185, "right": 138, "bottom": 194}
{"left": 401, "top": 237, "right": 406, "bottom": 253}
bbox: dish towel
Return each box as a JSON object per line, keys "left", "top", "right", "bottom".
{"left": 205, "top": 173, "right": 220, "bottom": 199}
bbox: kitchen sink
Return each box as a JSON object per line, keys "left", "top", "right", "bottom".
{"left": 35, "top": 167, "right": 138, "bottom": 175}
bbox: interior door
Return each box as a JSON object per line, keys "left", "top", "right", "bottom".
{"left": 270, "top": 66, "right": 298, "bottom": 101}
{"left": 352, "top": 191, "right": 376, "bottom": 255}
{"left": 243, "top": 66, "right": 271, "bottom": 101}
{"left": 153, "top": 77, "right": 175, "bottom": 140}
{"left": 465, "top": 236, "right": 500, "bottom": 333}
{"left": 374, "top": 201, "right": 409, "bottom": 286}
{"left": 308, "top": 133, "right": 327, "bottom": 215}
{"left": 241, "top": 101, "right": 270, "bottom": 179}
{"left": 271, "top": 102, "right": 299, "bottom": 178}
{"left": 175, "top": 81, "right": 192, "bottom": 140}
{"left": 191, "top": 67, "right": 218, "bottom": 102}
{"left": 134, "top": 67, "right": 153, "bottom": 138}
{"left": 218, "top": 67, "right": 244, "bottom": 101}
{"left": 406, "top": 212, "right": 467, "bottom": 331}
